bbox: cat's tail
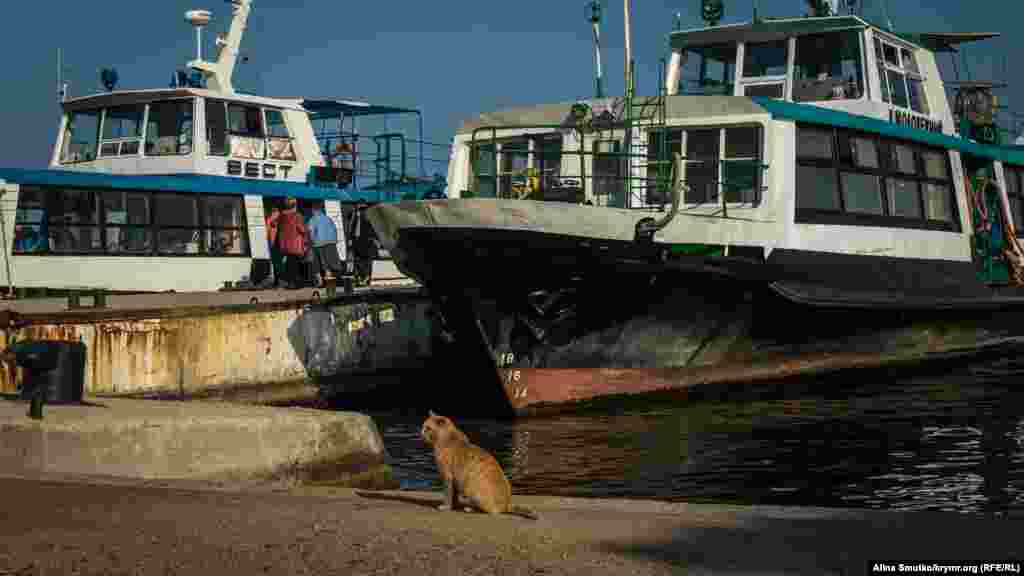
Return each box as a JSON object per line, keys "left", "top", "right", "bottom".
{"left": 507, "top": 505, "right": 540, "bottom": 520}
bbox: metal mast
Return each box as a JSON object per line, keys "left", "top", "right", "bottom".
{"left": 587, "top": 1, "right": 605, "bottom": 99}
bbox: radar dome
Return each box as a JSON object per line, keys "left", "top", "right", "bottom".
{"left": 185, "top": 9, "right": 212, "bottom": 26}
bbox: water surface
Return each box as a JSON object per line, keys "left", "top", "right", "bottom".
{"left": 366, "top": 358, "right": 1024, "bottom": 514}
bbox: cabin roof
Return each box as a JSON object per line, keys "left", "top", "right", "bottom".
{"left": 299, "top": 99, "right": 421, "bottom": 119}
{"left": 0, "top": 167, "right": 387, "bottom": 202}
{"left": 899, "top": 32, "right": 1001, "bottom": 53}
{"left": 61, "top": 88, "right": 308, "bottom": 112}
{"left": 669, "top": 15, "right": 872, "bottom": 50}
{"left": 455, "top": 96, "right": 769, "bottom": 135}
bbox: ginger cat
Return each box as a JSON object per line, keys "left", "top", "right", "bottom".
{"left": 420, "top": 411, "right": 538, "bottom": 520}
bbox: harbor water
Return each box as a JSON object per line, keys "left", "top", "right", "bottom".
{"left": 359, "top": 353, "right": 1024, "bottom": 515}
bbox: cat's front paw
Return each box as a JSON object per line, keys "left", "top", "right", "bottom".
{"left": 437, "top": 504, "right": 453, "bottom": 511}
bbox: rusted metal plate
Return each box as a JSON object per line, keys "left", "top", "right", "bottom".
{"left": 498, "top": 337, "right": 1024, "bottom": 416}
{"left": 0, "top": 297, "right": 435, "bottom": 397}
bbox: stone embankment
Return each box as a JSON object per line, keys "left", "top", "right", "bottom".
{"left": 0, "top": 397, "right": 396, "bottom": 488}
{"left": 0, "top": 474, "right": 1020, "bottom": 575}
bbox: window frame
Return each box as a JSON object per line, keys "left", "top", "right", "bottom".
{"left": 874, "top": 35, "right": 929, "bottom": 114}
{"left": 98, "top": 104, "right": 146, "bottom": 158}
{"left": 649, "top": 123, "right": 765, "bottom": 207}
{"left": 794, "top": 123, "right": 959, "bottom": 232}
{"left": 144, "top": 98, "right": 195, "bottom": 157}
{"left": 59, "top": 109, "right": 102, "bottom": 164}
{"left": 11, "top": 186, "right": 251, "bottom": 257}
{"left": 792, "top": 30, "right": 867, "bottom": 103}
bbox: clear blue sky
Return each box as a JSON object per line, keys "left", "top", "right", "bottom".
{"left": 0, "top": 0, "right": 1020, "bottom": 171}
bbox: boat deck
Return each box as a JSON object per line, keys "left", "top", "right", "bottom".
{"left": 0, "top": 277, "right": 422, "bottom": 322}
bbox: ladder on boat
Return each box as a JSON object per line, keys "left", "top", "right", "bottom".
{"left": 624, "top": 59, "right": 672, "bottom": 210}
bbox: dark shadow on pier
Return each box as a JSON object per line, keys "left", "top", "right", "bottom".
{"left": 353, "top": 489, "right": 441, "bottom": 510}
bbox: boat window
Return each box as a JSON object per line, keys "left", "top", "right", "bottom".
{"left": 102, "top": 191, "right": 152, "bottom": 253}
{"left": 920, "top": 150, "right": 948, "bottom": 180}
{"left": 1004, "top": 165, "right": 1024, "bottom": 228}
{"left": 12, "top": 187, "right": 49, "bottom": 254}
{"left": 886, "top": 177, "right": 922, "bottom": 218}
{"left": 723, "top": 126, "right": 761, "bottom": 203}
{"left": 145, "top": 100, "right": 193, "bottom": 157}
{"left": 155, "top": 194, "right": 200, "bottom": 255}
{"left": 499, "top": 140, "right": 530, "bottom": 199}
{"left": 840, "top": 172, "right": 883, "bottom": 214}
{"left": 651, "top": 125, "right": 763, "bottom": 206}
{"left": 685, "top": 129, "right": 720, "bottom": 203}
{"left": 593, "top": 139, "right": 625, "bottom": 207}
{"left": 228, "top": 104, "right": 263, "bottom": 137}
{"left": 206, "top": 100, "right": 228, "bottom": 156}
{"left": 200, "top": 195, "right": 248, "bottom": 255}
{"left": 46, "top": 188, "right": 102, "bottom": 253}
{"left": 796, "top": 165, "right": 840, "bottom": 210}
{"left": 839, "top": 134, "right": 880, "bottom": 169}
{"left": 12, "top": 186, "right": 249, "bottom": 257}
{"left": 874, "top": 39, "right": 890, "bottom": 104}
{"left": 742, "top": 40, "right": 788, "bottom": 78}
{"left": 470, "top": 143, "right": 497, "bottom": 198}
{"left": 60, "top": 110, "right": 101, "bottom": 163}
{"left": 794, "top": 123, "right": 957, "bottom": 231}
{"left": 796, "top": 127, "right": 833, "bottom": 159}
{"left": 875, "top": 37, "right": 929, "bottom": 114}
{"left": 793, "top": 32, "right": 864, "bottom": 102}
{"left": 265, "top": 109, "right": 296, "bottom": 161}
{"left": 265, "top": 109, "right": 290, "bottom": 138}
{"left": 888, "top": 143, "right": 917, "bottom": 175}
{"left": 679, "top": 43, "right": 736, "bottom": 96}
{"left": 922, "top": 183, "right": 953, "bottom": 222}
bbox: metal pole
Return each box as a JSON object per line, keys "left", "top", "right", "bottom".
{"left": 417, "top": 112, "right": 425, "bottom": 178}
{"left": 593, "top": 21, "right": 604, "bottom": 98}
{"left": 623, "top": 0, "right": 633, "bottom": 99}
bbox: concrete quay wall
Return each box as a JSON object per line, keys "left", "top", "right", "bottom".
{"left": 0, "top": 289, "right": 434, "bottom": 399}
{"left": 0, "top": 398, "right": 397, "bottom": 487}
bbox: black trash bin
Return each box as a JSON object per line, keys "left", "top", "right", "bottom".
{"left": 8, "top": 340, "right": 87, "bottom": 405}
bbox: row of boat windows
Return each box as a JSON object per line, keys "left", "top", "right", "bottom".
{"left": 795, "top": 124, "right": 957, "bottom": 230}
{"left": 647, "top": 126, "right": 763, "bottom": 205}
{"left": 469, "top": 125, "right": 764, "bottom": 208}
{"left": 680, "top": 31, "right": 927, "bottom": 112}
{"left": 60, "top": 98, "right": 296, "bottom": 164}
{"left": 13, "top": 187, "right": 250, "bottom": 256}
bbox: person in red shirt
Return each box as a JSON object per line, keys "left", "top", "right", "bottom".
{"left": 275, "top": 197, "right": 308, "bottom": 288}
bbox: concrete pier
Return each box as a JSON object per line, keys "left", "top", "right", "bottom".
{"left": 0, "top": 474, "right": 1019, "bottom": 575}
{"left": 0, "top": 286, "right": 434, "bottom": 401}
{"left": 0, "top": 397, "right": 396, "bottom": 487}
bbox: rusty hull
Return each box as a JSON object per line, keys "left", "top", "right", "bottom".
{"left": 495, "top": 312, "right": 1023, "bottom": 416}
{"left": 0, "top": 296, "right": 434, "bottom": 398}
{"left": 496, "top": 341, "right": 1017, "bottom": 416}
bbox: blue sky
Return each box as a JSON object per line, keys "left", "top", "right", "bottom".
{"left": 0, "top": 0, "right": 1020, "bottom": 172}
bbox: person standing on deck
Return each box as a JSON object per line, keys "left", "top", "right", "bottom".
{"left": 264, "top": 205, "right": 283, "bottom": 287}
{"left": 276, "top": 197, "right": 308, "bottom": 288}
{"left": 306, "top": 202, "right": 347, "bottom": 287}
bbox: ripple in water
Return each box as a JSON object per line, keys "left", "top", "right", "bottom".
{"left": 364, "top": 360, "right": 1024, "bottom": 514}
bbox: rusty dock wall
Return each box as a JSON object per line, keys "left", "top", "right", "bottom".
{"left": 0, "top": 287, "right": 434, "bottom": 399}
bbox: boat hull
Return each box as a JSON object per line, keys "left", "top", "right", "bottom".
{"left": 366, "top": 200, "right": 1024, "bottom": 416}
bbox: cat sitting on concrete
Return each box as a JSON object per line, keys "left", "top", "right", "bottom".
{"left": 420, "top": 410, "right": 538, "bottom": 520}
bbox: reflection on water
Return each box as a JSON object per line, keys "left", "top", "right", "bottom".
{"left": 367, "top": 360, "right": 1024, "bottom": 514}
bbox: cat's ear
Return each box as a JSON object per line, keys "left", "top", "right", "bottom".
{"left": 429, "top": 409, "right": 438, "bottom": 417}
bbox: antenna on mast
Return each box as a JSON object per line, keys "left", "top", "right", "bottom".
{"left": 587, "top": 0, "right": 605, "bottom": 99}
{"left": 56, "top": 48, "right": 70, "bottom": 103}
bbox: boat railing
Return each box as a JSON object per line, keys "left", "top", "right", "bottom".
{"left": 311, "top": 128, "right": 452, "bottom": 201}
{"left": 467, "top": 124, "right": 768, "bottom": 215}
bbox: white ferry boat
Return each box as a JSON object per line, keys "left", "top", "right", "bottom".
{"left": 366, "top": 0, "right": 1024, "bottom": 415}
{"left": 0, "top": 0, "right": 445, "bottom": 295}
